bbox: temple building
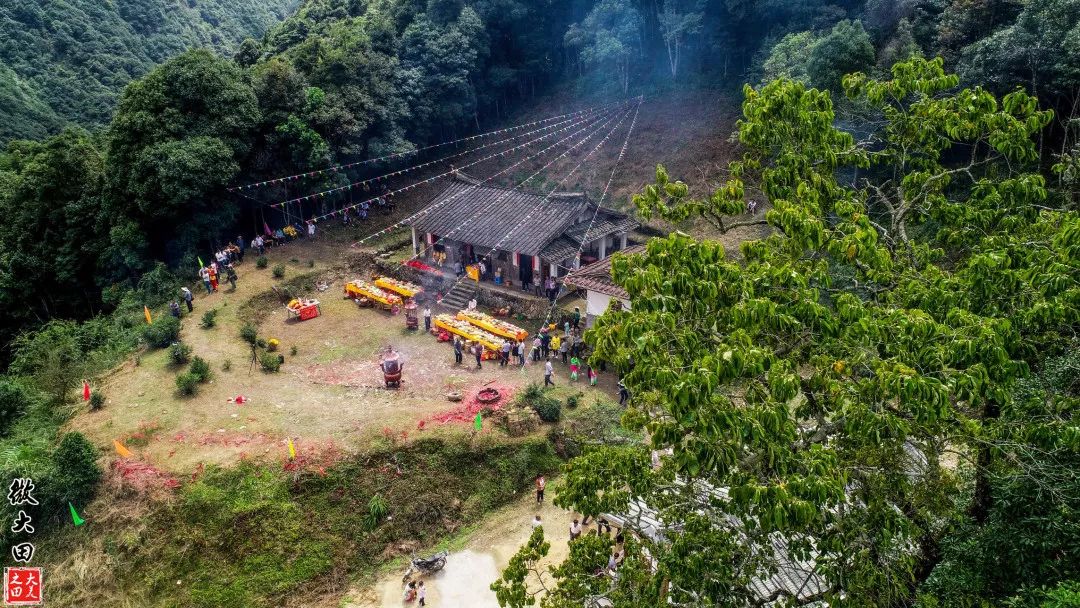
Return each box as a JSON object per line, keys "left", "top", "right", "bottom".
{"left": 406, "top": 172, "right": 639, "bottom": 289}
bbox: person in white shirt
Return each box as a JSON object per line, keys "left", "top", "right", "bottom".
{"left": 417, "top": 580, "right": 426, "bottom": 606}
{"left": 308, "top": 221, "right": 316, "bottom": 238}
{"left": 569, "top": 519, "right": 582, "bottom": 540}
{"left": 532, "top": 515, "right": 543, "bottom": 529}
{"left": 423, "top": 306, "right": 432, "bottom": 332}
{"left": 544, "top": 359, "right": 555, "bottom": 387}
{"left": 467, "top": 298, "right": 477, "bottom": 310}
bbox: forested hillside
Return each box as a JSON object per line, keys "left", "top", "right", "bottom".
{"left": 0, "top": 0, "right": 300, "bottom": 141}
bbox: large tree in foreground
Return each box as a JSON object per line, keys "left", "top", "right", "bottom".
{"left": 493, "top": 58, "right": 1080, "bottom": 607}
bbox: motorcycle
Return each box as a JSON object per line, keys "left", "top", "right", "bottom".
{"left": 402, "top": 550, "right": 448, "bottom": 582}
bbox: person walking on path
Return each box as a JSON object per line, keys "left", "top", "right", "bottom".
{"left": 570, "top": 519, "right": 582, "bottom": 541}
{"left": 550, "top": 334, "right": 561, "bottom": 360}
{"left": 169, "top": 301, "right": 181, "bottom": 318}
{"left": 200, "top": 267, "right": 212, "bottom": 295}
{"left": 181, "top": 287, "right": 194, "bottom": 312}
{"left": 569, "top": 355, "right": 580, "bottom": 381}
{"left": 572, "top": 306, "right": 581, "bottom": 329}
{"left": 544, "top": 359, "right": 555, "bottom": 387}
{"left": 618, "top": 379, "right": 629, "bottom": 405}
{"left": 453, "top": 337, "right": 463, "bottom": 365}
{"left": 473, "top": 342, "right": 483, "bottom": 370}
{"left": 423, "top": 306, "right": 432, "bottom": 332}
{"left": 540, "top": 331, "right": 551, "bottom": 359}
{"left": 308, "top": 221, "right": 316, "bottom": 239}
{"left": 532, "top": 336, "right": 541, "bottom": 362}
{"left": 236, "top": 236, "right": 245, "bottom": 262}
{"left": 517, "top": 341, "right": 526, "bottom": 368}
{"left": 208, "top": 265, "right": 219, "bottom": 292}
{"left": 560, "top": 336, "right": 569, "bottom": 364}
{"left": 535, "top": 475, "right": 546, "bottom": 504}
{"left": 417, "top": 581, "right": 426, "bottom": 606}
{"left": 588, "top": 365, "right": 598, "bottom": 386}
{"left": 500, "top": 340, "right": 511, "bottom": 366}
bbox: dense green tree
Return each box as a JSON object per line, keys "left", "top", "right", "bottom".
{"left": 0, "top": 129, "right": 106, "bottom": 345}
{"left": 958, "top": 0, "right": 1080, "bottom": 115}
{"left": 658, "top": 0, "right": 704, "bottom": 80}
{"left": 494, "top": 58, "right": 1079, "bottom": 607}
{"left": 567, "top": 0, "right": 643, "bottom": 94}
{"left": 807, "top": 19, "right": 876, "bottom": 90}
{"left": 104, "top": 49, "right": 259, "bottom": 273}
{"left": 761, "top": 31, "right": 818, "bottom": 84}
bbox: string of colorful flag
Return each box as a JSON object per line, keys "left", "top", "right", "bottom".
{"left": 265, "top": 102, "right": 628, "bottom": 212}
{"left": 538, "top": 98, "right": 644, "bottom": 333}
{"left": 260, "top": 102, "right": 616, "bottom": 210}
{"left": 227, "top": 100, "right": 621, "bottom": 192}
{"left": 389, "top": 105, "right": 632, "bottom": 275}
{"left": 290, "top": 105, "right": 623, "bottom": 251}
{"left": 431, "top": 101, "right": 639, "bottom": 313}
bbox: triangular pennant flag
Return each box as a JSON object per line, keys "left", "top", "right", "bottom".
{"left": 69, "top": 502, "right": 85, "bottom": 526}
{"left": 198, "top": 256, "right": 204, "bottom": 269}
{"left": 114, "top": 440, "right": 133, "bottom": 458}
{"left": 473, "top": 412, "right": 482, "bottom": 431}
{"left": 83, "top": 380, "right": 91, "bottom": 401}
{"left": 144, "top": 306, "right": 153, "bottom": 325}
{"left": 288, "top": 438, "right": 296, "bottom": 459}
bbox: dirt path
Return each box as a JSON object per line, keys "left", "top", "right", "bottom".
{"left": 345, "top": 491, "right": 578, "bottom": 608}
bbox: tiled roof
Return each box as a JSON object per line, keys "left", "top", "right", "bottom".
{"left": 407, "top": 175, "right": 587, "bottom": 256}
{"left": 539, "top": 236, "right": 581, "bottom": 262}
{"left": 564, "top": 215, "right": 640, "bottom": 244}
{"left": 407, "top": 174, "right": 639, "bottom": 257}
{"left": 562, "top": 245, "right": 645, "bottom": 300}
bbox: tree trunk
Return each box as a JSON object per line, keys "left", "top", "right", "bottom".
{"left": 969, "top": 400, "right": 1001, "bottom": 523}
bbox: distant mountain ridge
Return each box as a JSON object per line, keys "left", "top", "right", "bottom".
{"left": 0, "top": 0, "right": 301, "bottom": 142}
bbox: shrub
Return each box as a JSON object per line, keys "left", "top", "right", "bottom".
{"left": 168, "top": 342, "right": 192, "bottom": 366}
{"left": 221, "top": 359, "right": 232, "bottom": 372}
{"left": 0, "top": 379, "right": 34, "bottom": 436}
{"left": 255, "top": 256, "right": 269, "bottom": 269}
{"left": 519, "top": 383, "right": 562, "bottom": 423}
{"left": 272, "top": 264, "right": 286, "bottom": 278}
{"left": 176, "top": 372, "right": 200, "bottom": 396}
{"left": 366, "top": 494, "right": 389, "bottom": 530}
{"left": 89, "top": 392, "right": 105, "bottom": 411}
{"left": 47, "top": 432, "right": 102, "bottom": 507}
{"left": 259, "top": 351, "right": 282, "bottom": 372}
{"left": 565, "top": 393, "right": 583, "bottom": 409}
{"left": 288, "top": 257, "right": 299, "bottom": 264}
{"left": 290, "top": 346, "right": 298, "bottom": 356}
{"left": 201, "top": 309, "right": 218, "bottom": 329}
{"left": 534, "top": 399, "right": 562, "bottom": 423}
{"left": 240, "top": 323, "right": 259, "bottom": 345}
{"left": 142, "top": 315, "right": 181, "bottom": 348}
{"left": 189, "top": 357, "right": 212, "bottom": 383}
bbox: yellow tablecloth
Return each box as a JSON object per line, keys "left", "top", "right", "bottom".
{"left": 345, "top": 281, "right": 402, "bottom": 307}
{"left": 434, "top": 314, "right": 502, "bottom": 351}
{"left": 466, "top": 265, "right": 480, "bottom": 281}
{"left": 455, "top": 309, "right": 528, "bottom": 341}
{"left": 374, "top": 276, "right": 423, "bottom": 298}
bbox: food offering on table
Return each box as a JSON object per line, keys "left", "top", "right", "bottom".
{"left": 286, "top": 298, "right": 321, "bottom": 321}
{"left": 433, "top": 314, "right": 503, "bottom": 352}
{"left": 374, "top": 276, "right": 423, "bottom": 299}
{"left": 455, "top": 309, "right": 528, "bottom": 341}
{"left": 344, "top": 280, "right": 402, "bottom": 308}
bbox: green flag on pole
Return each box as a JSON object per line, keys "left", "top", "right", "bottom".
{"left": 473, "top": 412, "right": 482, "bottom": 431}
{"left": 69, "top": 502, "right": 86, "bottom": 526}
{"left": 198, "top": 256, "right": 204, "bottom": 269}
